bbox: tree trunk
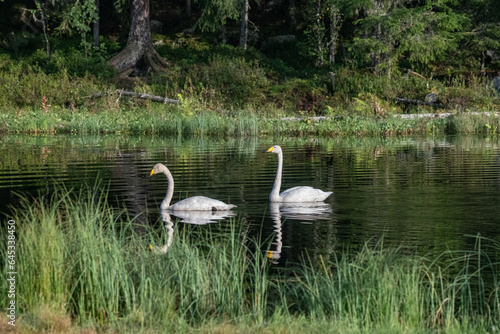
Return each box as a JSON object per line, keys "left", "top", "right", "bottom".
{"left": 369, "top": 0, "right": 386, "bottom": 73}
{"left": 328, "top": 4, "right": 339, "bottom": 65}
{"left": 109, "top": 0, "right": 166, "bottom": 73}
{"left": 239, "top": 0, "right": 249, "bottom": 49}
{"left": 286, "top": 0, "right": 296, "bottom": 33}
{"left": 220, "top": 25, "right": 227, "bottom": 44}
{"left": 315, "top": 0, "right": 323, "bottom": 67}
{"left": 93, "top": 0, "right": 100, "bottom": 47}
{"left": 186, "top": 0, "right": 191, "bottom": 18}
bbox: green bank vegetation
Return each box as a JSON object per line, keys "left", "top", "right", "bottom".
{"left": 2, "top": 0, "right": 500, "bottom": 138}
{"left": 0, "top": 42, "right": 499, "bottom": 136}
{"left": 1, "top": 185, "right": 499, "bottom": 333}
{"left": 3, "top": 103, "right": 500, "bottom": 136}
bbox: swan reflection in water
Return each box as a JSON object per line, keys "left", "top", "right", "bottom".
{"left": 150, "top": 209, "right": 237, "bottom": 254}
{"left": 266, "top": 202, "right": 332, "bottom": 263}
{"left": 150, "top": 211, "right": 175, "bottom": 254}
{"left": 169, "top": 209, "right": 236, "bottom": 225}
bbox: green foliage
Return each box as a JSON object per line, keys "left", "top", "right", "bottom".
{"left": 153, "top": 44, "right": 271, "bottom": 109}
{"left": 351, "top": 0, "right": 468, "bottom": 75}
{"left": 194, "top": 0, "right": 242, "bottom": 33}
{"left": 52, "top": 0, "right": 98, "bottom": 56}
{"left": 0, "top": 49, "right": 115, "bottom": 109}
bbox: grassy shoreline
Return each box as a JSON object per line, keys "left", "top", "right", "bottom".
{"left": 1, "top": 107, "right": 500, "bottom": 137}
{"left": 1, "top": 185, "right": 499, "bottom": 333}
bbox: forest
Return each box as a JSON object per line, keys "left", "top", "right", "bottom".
{"left": 1, "top": 0, "right": 500, "bottom": 119}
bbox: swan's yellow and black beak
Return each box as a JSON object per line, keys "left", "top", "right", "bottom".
{"left": 266, "top": 147, "right": 274, "bottom": 152}
{"left": 149, "top": 168, "right": 155, "bottom": 177}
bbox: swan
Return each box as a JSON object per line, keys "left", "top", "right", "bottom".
{"left": 266, "top": 145, "right": 333, "bottom": 203}
{"left": 149, "top": 163, "right": 237, "bottom": 211}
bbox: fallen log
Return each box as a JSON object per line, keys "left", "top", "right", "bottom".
{"left": 89, "top": 90, "right": 180, "bottom": 104}
{"left": 395, "top": 97, "right": 444, "bottom": 108}
{"left": 393, "top": 113, "right": 453, "bottom": 119}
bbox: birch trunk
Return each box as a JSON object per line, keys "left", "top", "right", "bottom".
{"left": 93, "top": 0, "right": 100, "bottom": 47}
{"left": 315, "top": 0, "right": 323, "bottom": 67}
{"left": 328, "top": 4, "right": 338, "bottom": 65}
{"left": 239, "top": 0, "right": 249, "bottom": 49}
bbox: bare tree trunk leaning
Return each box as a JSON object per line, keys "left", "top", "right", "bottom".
{"left": 239, "top": 0, "right": 249, "bottom": 49}
{"left": 109, "top": 0, "right": 167, "bottom": 73}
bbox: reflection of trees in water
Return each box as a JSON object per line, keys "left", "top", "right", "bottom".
{"left": 109, "top": 149, "right": 150, "bottom": 232}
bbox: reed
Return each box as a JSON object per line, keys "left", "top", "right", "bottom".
{"left": 1, "top": 184, "right": 499, "bottom": 333}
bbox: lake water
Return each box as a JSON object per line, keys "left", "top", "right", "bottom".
{"left": 2, "top": 134, "right": 500, "bottom": 266}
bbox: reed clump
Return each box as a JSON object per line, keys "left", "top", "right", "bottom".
{"left": 1, "top": 185, "right": 499, "bottom": 333}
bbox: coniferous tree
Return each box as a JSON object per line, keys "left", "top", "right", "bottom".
{"left": 352, "top": 0, "right": 467, "bottom": 76}
{"left": 195, "top": 0, "right": 241, "bottom": 41}
{"left": 454, "top": 0, "right": 500, "bottom": 71}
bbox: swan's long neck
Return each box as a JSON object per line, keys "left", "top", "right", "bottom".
{"left": 161, "top": 167, "right": 174, "bottom": 210}
{"left": 270, "top": 151, "right": 283, "bottom": 201}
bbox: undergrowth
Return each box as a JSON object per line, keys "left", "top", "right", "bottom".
{"left": 1, "top": 35, "right": 499, "bottom": 118}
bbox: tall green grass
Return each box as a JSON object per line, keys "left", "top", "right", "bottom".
{"left": 1, "top": 184, "right": 499, "bottom": 333}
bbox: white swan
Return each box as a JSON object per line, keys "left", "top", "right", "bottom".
{"left": 266, "top": 145, "right": 333, "bottom": 203}
{"left": 149, "top": 163, "right": 237, "bottom": 211}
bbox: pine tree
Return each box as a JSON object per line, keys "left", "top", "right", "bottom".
{"left": 352, "top": 0, "right": 468, "bottom": 76}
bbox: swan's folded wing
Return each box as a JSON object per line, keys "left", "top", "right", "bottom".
{"left": 169, "top": 196, "right": 236, "bottom": 211}
{"left": 279, "top": 186, "right": 332, "bottom": 202}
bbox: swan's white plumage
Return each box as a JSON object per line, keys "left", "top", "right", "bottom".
{"left": 266, "top": 145, "right": 332, "bottom": 203}
{"left": 150, "top": 163, "right": 237, "bottom": 211}
{"left": 168, "top": 196, "right": 236, "bottom": 211}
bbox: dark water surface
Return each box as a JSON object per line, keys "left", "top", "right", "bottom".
{"left": 2, "top": 134, "right": 500, "bottom": 265}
